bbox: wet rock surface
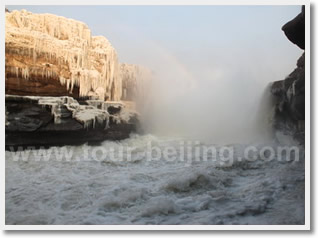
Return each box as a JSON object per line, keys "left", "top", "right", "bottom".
{"left": 271, "top": 6, "right": 305, "bottom": 143}
{"left": 282, "top": 6, "right": 305, "bottom": 50}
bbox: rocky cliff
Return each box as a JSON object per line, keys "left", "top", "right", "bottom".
{"left": 271, "top": 6, "right": 305, "bottom": 142}
{"left": 5, "top": 9, "right": 122, "bottom": 101}
{"left": 5, "top": 9, "right": 154, "bottom": 148}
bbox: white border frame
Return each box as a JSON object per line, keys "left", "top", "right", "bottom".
{"left": 0, "top": 0, "right": 311, "bottom": 231}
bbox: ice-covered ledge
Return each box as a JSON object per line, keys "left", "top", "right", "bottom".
{"left": 5, "top": 95, "right": 140, "bottom": 149}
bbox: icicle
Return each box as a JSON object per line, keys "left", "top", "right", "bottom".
{"left": 21, "top": 67, "right": 29, "bottom": 80}
{"left": 15, "top": 67, "right": 19, "bottom": 78}
{"left": 6, "top": 9, "right": 125, "bottom": 101}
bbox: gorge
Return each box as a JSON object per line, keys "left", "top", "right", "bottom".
{"left": 5, "top": 9, "right": 151, "bottom": 148}
{"left": 5, "top": 6, "right": 306, "bottom": 226}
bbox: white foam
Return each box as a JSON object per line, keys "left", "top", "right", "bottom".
{"left": 5, "top": 135, "right": 305, "bottom": 225}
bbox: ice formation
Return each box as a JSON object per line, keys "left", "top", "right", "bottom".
{"left": 38, "top": 97, "right": 111, "bottom": 129}
{"left": 120, "top": 63, "right": 152, "bottom": 101}
{"left": 85, "top": 100, "right": 138, "bottom": 124}
{"left": 5, "top": 9, "right": 122, "bottom": 101}
{"left": 5, "top": 95, "right": 137, "bottom": 129}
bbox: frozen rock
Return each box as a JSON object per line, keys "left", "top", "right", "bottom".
{"left": 5, "top": 95, "right": 139, "bottom": 148}
{"left": 5, "top": 9, "right": 121, "bottom": 101}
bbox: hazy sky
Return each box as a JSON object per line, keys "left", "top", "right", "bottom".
{"left": 7, "top": 5, "right": 302, "bottom": 70}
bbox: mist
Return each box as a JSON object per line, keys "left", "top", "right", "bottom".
{"left": 135, "top": 43, "right": 274, "bottom": 144}
{"left": 130, "top": 36, "right": 301, "bottom": 144}
{"left": 7, "top": 5, "right": 304, "bottom": 143}
{"left": 101, "top": 6, "right": 303, "bottom": 144}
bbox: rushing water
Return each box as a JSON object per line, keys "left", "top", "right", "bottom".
{"left": 5, "top": 133, "right": 304, "bottom": 225}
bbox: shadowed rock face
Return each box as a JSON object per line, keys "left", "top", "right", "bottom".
{"left": 271, "top": 6, "right": 305, "bottom": 142}
{"left": 282, "top": 5, "right": 305, "bottom": 50}
{"left": 5, "top": 73, "right": 80, "bottom": 98}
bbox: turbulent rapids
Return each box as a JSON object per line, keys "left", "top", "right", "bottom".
{"left": 5, "top": 134, "right": 304, "bottom": 225}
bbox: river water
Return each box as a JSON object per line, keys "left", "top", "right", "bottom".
{"left": 5, "top": 133, "right": 305, "bottom": 225}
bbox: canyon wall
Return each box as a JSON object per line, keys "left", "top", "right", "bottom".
{"left": 5, "top": 9, "right": 153, "bottom": 147}
{"left": 271, "top": 6, "right": 305, "bottom": 141}
{"left": 5, "top": 9, "right": 122, "bottom": 101}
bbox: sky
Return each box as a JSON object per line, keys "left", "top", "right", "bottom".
{"left": 5, "top": 5, "right": 304, "bottom": 141}
{"left": 6, "top": 5, "right": 302, "bottom": 68}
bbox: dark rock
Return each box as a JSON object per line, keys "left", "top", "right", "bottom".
{"left": 271, "top": 7, "right": 305, "bottom": 142}
{"left": 297, "top": 52, "right": 305, "bottom": 67}
{"left": 107, "top": 105, "right": 122, "bottom": 115}
{"left": 6, "top": 97, "right": 53, "bottom": 132}
{"left": 282, "top": 6, "right": 305, "bottom": 49}
{"left": 271, "top": 53, "right": 305, "bottom": 133}
{"left": 271, "top": 80, "right": 285, "bottom": 97}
